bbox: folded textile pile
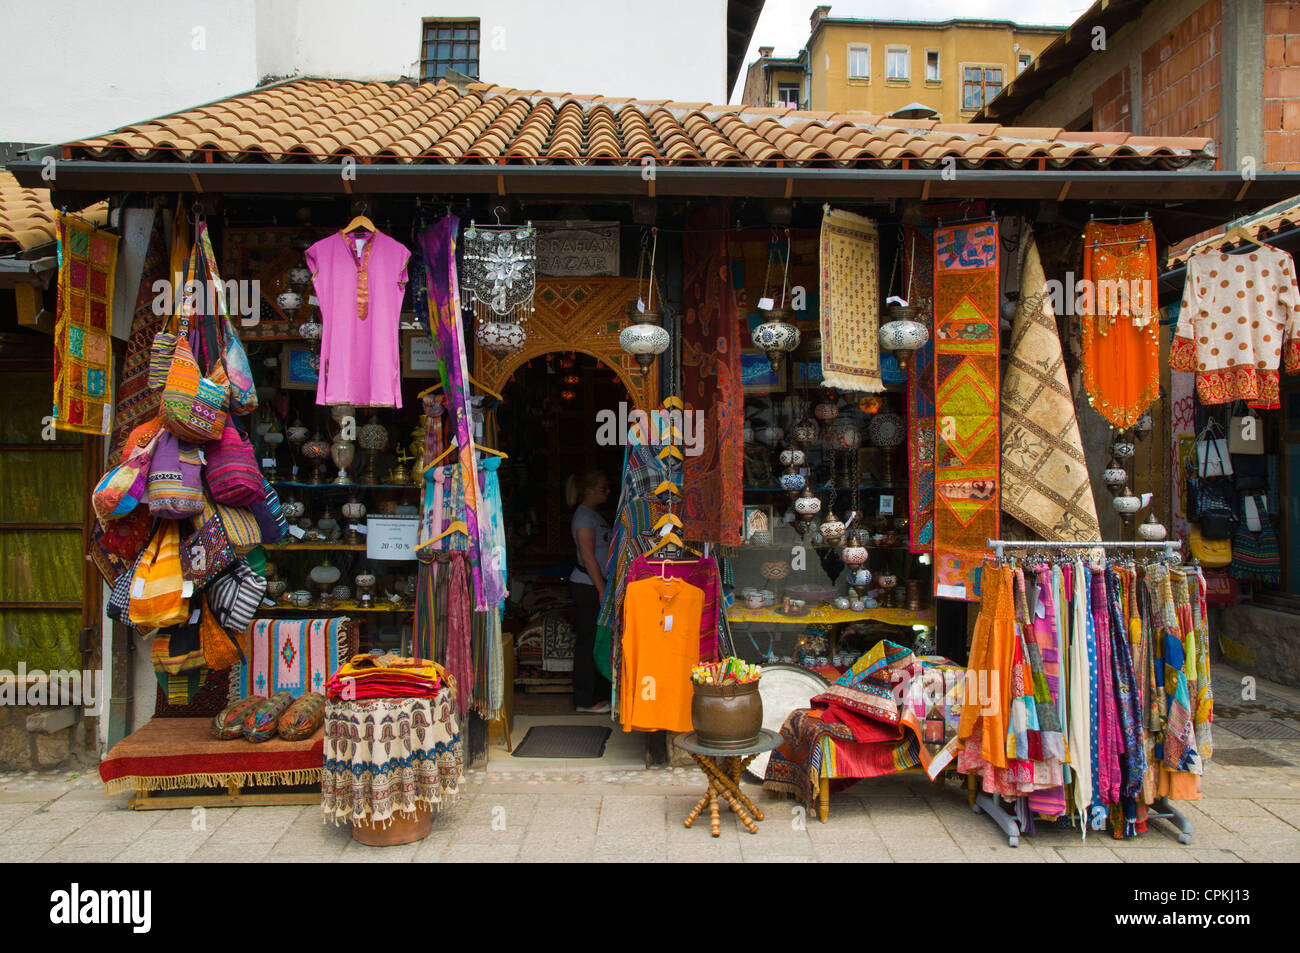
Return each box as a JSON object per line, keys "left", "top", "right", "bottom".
{"left": 325, "top": 653, "right": 451, "bottom": 701}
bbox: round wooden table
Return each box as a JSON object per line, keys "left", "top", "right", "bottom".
{"left": 674, "top": 730, "right": 783, "bottom": 837}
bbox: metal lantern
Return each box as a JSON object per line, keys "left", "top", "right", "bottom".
{"left": 791, "top": 416, "right": 820, "bottom": 446}
{"left": 1103, "top": 459, "right": 1128, "bottom": 496}
{"left": 1112, "top": 440, "right": 1136, "bottom": 459}
{"left": 342, "top": 496, "right": 367, "bottom": 545}
{"left": 287, "top": 263, "right": 312, "bottom": 290}
{"left": 780, "top": 469, "right": 806, "bottom": 498}
{"left": 878, "top": 304, "right": 929, "bottom": 372}
{"left": 814, "top": 397, "right": 840, "bottom": 425}
{"left": 779, "top": 449, "right": 806, "bottom": 468}
{"left": 1137, "top": 512, "right": 1167, "bottom": 541}
{"left": 825, "top": 416, "right": 862, "bottom": 452}
{"left": 819, "top": 510, "right": 846, "bottom": 546}
{"left": 1134, "top": 413, "right": 1154, "bottom": 438}
{"left": 358, "top": 415, "right": 389, "bottom": 485}
{"left": 619, "top": 323, "right": 670, "bottom": 375}
{"left": 794, "top": 488, "right": 822, "bottom": 518}
{"left": 477, "top": 320, "right": 527, "bottom": 357}
{"left": 868, "top": 411, "right": 905, "bottom": 487}
{"left": 1112, "top": 485, "right": 1142, "bottom": 517}
{"left": 277, "top": 290, "right": 302, "bottom": 318}
{"left": 302, "top": 433, "right": 331, "bottom": 485}
{"left": 752, "top": 306, "right": 800, "bottom": 373}
{"left": 298, "top": 313, "right": 323, "bottom": 342}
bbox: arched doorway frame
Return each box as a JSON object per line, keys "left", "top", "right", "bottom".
{"left": 473, "top": 277, "right": 659, "bottom": 412}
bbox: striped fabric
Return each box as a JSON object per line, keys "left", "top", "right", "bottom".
{"left": 206, "top": 558, "right": 267, "bottom": 637}
{"left": 128, "top": 521, "right": 189, "bottom": 628}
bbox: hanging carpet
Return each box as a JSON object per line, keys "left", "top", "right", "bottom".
{"left": 904, "top": 226, "right": 936, "bottom": 553}
{"left": 818, "top": 207, "right": 883, "bottom": 393}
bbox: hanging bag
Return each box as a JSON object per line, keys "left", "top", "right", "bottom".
{"left": 1230, "top": 494, "right": 1281, "bottom": 583}
{"left": 1188, "top": 524, "right": 1232, "bottom": 567}
{"left": 195, "top": 222, "right": 257, "bottom": 415}
{"left": 128, "top": 520, "right": 191, "bottom": 628}
{"left": 160, "top": 254, "right": 229, "bottom": 443}
{"left": 1195, "top": 418, "right": 1233, "bottom": 477}
{"left": 181, "top": 509, "right": 238, "bottom": 589}
{"left": 249, "top": 476, "right": 288, "bottom": 544}
{"left": 199, "top": 592, "right": 246, "bottom": 671}
{"left": 205, "top": 414, "right": 263, "bottom": 505}
{"left": 93, "top": 429, "right": 161, "bottom": 520}
{"left": 107, "top": 546, "right": 150, "bottom": 624}
{"left": 148, "top": 430, "right": 205, "bottom": 519}
{"left": 206, "top": 558, "right": 267, "bottom": 638}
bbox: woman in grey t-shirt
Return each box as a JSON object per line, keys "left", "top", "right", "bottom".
{"left": 567, "top": 469, "right": 612, "bottom": 712}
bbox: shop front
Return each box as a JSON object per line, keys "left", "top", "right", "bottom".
{"left": 9, "top": 75, "right": 1300, "bottom": 844}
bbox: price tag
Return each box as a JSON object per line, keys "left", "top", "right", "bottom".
{"left": 308, "top": 295, "right": 319, "bottom": 306}
{"left": 182, "top": 580, "right": 194, "bottom": 599}
{"left": 132, "top": 578, "right": 145, "bottom": 598}
{"left": 756, "top": 296, "right": 775, "bottom": 311}
{"left": 879, "top": 495, "right": 895, "bottom": 516}
{"left": 288, "top": 525, "right": 306, "bottom": 539}
{"left": 189, "top": 609, "right": 200, "bottom": 624}
{"left": 366, "top": 517, "right": 418, "bottom": 561}
{"left": 262, "top": 458, "right": 275, "bottom": 468}
{"left": 664, "top": 614, "right": 674, "bottom": 632}
{"left": 355, "top": 524, "right": 368, "bottom": 535}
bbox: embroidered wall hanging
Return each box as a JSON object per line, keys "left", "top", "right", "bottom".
{"left": 234, "top": 617, "right": 347, "bottom": 701}
{"left": 903, "top": 226, "right": 936, "bottom": 553}
{"left": 819, "top": 207, "right": 883, "bottom": 393}
{"left": 932, "top": 220, "right": 1000, "bottom": 602}
{"left": 54, "top": 211, "right": 118, "bottom": 435}
{"left": 1000, "top": 229, "right": 1100, "bottom": 542}
{"left": 1080, "top": 220, "right": 1159, "bottom": 428}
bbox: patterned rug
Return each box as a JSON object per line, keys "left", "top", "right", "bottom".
{"left": 233, "top": 617, "right": 348, "bottom": 701}
{"left": 1000, "top": 229, "right": 1100, "bottom": 541}
{"left": 53, "top": 212, "right": 118, "bottom": 436}
{"left": 932, "top": 220, "right": 1001, "bottom": 602}
{"left": 109, "top": 212, "right": 168, "bottom": 461}
{"left": 904, "top": 226, "right": 936, "bottom": 553}
{"left": 818, "top": 207, "right": 883, "bottom": 393}
{"left": 682, "top": 205, "right": 743, "bottom": 545}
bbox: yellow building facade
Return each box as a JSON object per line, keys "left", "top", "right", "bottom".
{"left": 742, "top": 12, "right": 1064, "bottom": 121}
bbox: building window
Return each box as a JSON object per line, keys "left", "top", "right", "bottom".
{"left": 776, "top": 83, "right": 801, "bottom": 108}
{"left": 886, "top": 47, "right": 909, "bottom": 81}
{"left": 421, "top": 19, "right": 480, "bottom": 81}
{"left": 1017, "top": 52, "right": 1032, "bottom": 74}
{"left": 848, "top": 45, "right": 870, "bottom": 80}
{"left": 926, "top": 50, "right": 941, "bottom": 82}
{"left": 962, "top": 65, "right": 1004, "bottom": 110}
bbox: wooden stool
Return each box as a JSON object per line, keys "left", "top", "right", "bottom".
{"left": 675, "top": 730, "right": 782, "bottom": 837}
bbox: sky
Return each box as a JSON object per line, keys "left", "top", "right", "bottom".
{"left": 731, "top": 0, "right": 1093, "bottom": 100}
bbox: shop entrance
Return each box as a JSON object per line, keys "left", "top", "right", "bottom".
{"left": 490, "top": 351, "right": 644, "bottom": 765}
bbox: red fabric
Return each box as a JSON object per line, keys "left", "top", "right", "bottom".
{"left": 681, "top": 204, "right": 742, "bottom": 545}
{"left": 97, "top": 717, "right": 322, "bottom": 786}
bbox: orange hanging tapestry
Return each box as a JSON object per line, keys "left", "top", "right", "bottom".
{"left": 1080, "top": 221, "right": 1160, "bottom": 429}
{"left": 932, "top": 221, "right": 1000, "bottom": 603}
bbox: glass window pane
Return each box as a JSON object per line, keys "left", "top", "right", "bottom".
{"left": 0, "top": 609, "right": 81, "bottom": 671}
{"left": 987, "top": 69, "right": 1002, "bottom": 83}
{"left": 0, "top": 451, "right": 83, "bottom": 522}
{"left": 437, "top": 42, "right": 451, "bottom": 58}
{"left": 454, "top": 27, "right": 467, "bottom": 39}
{"left": 453, "top": 43, "right": 466, "bottom": 59}
{"left": 0, "top": 530, "right": 82, "bottom": 602}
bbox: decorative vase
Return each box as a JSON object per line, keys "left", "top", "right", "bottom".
{"left": 691, "top": 680, "right": 762, "bottom": 749}
{"left": 330, "top": 436, "right": 355, "bottom": 485}
{"left": 342, "top": 496, "right": 366, "bottom": 544}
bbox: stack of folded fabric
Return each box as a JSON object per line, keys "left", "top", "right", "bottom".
{"left": 325, "top": 653, "right": 453, "bottom": 701}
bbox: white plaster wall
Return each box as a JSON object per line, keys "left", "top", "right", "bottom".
{"left": 2, "top": 0, "right": 729, "bottom": 146}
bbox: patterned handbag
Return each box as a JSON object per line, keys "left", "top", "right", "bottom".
{"left": 148, "top": 430, "right": 205, "bottom": 519}
{"left": 199, "top": 593, "right": 245, "bottom": 671}
{"left": 180, "top": 509, "right": 237, "bottom": 587}
{"left": 128, "top": 520, "right": 190, "bottom": 629}
{"left": 1231, "top": 494, "right": 1281, "bottom": 584}
{"left": 96, "top": 503, "right": 154, "bottom": 559}
{"left": 207, "top": 558, "right": 267, "bottom": 637}
{"left": 93, "top": 429, "right": 160, "bottom": 520}
{"left": 107, "top": 548, "right": 149, "bottom": 623}
{"left": 249, "top": 476, "right": 287, "bottom": 544}
{"left": 196, "top": 222, "right": 257, "bottom": 415}
{"left": 160, "top": 256, "right": 229, "bottom": 443}
{"left": 207, "top": 501, "right": 261, "bottom": 552}
{"left": 205, "top": 415, "right": 263, "bottom": 505}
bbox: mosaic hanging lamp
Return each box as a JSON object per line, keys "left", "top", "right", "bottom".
{"left": 878, "top": 231, "right": 929, "bottom": 371}
{"left": 463, "top": 216, "right": 535, "bottom": 357}
{"left": 1137, "top": 512, "right": 1167, "bottom": 541}
{"left": 867, "top": 410, "right": 905, "bottom": 487}
{"left": 620, "top": 227, "right": 669, "bottom": 375}
{"left": 751, "top": 228, "right": 800, "bottom": 372}
{"left": 1103, "top": 458, "right": 1128, "bottom": 496}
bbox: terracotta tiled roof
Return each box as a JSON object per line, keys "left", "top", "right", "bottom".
{"left": 59, "top": 78, "right": 1214, "bottom": 171}
{"left": 0, "top": 170, "right": 59, "bottom": 253}
{"left": 1167, "top": 197, "right": 1300, "bottom": 269}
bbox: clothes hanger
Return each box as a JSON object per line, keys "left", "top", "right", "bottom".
{"left": 415, "top": 520, "right": 470, "bottom": 552}
{"left": 417, "top": 374, "right": 505, "bottom": 403}
{"left": 653, "top": 513, "right": 683, "bottom": 532}
{"left": 1223, "top": 225, "right": 1278, "bottom": 251}
{"left": 342, "top": 203, "right": 376, "bottom": 235}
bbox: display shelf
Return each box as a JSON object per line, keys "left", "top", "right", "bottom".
{"left": 264, "top": 542, "right": 367, "bottom": 551}
{"left": 258, "top": 602, "right": 412, "bottom": 613}
{"left": 742, "top": 485, "right": 887, "bottom": 492}
{"left": 271, "top": 481, "right": 421, "bottom": 490}
{"left": 735, "top": 542, "right": 915, "bottom": 552}
{"left": 726, "top": 605, "right": 934, "bottom": 626}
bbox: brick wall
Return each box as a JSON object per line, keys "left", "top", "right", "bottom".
{"left": 1265, "top": 0, "right": 1300, "bottom": 169}
{"left": 1092, "top": 68, "right": 1131, "bottom": 132}
{"left": 1141, "top": 0, "right": 1222, "bottom": 154}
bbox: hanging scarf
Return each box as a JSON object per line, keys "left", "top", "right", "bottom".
{"left": 1025, "top": 565, "right": 1067, "bottom": 817}
{"left": 1067, "top": 559, "right": 1093, "bottom": 835}
{"left": 1189, "top": 567, "right": 1214, "bottom": 760}
{"left": 1105, "top": 566, "right": 1146, "bottom": 837}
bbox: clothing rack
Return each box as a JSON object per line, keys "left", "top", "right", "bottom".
{"left": 969, "top": 538, "right": 1195, "bottom": 848}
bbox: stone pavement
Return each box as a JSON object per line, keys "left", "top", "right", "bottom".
{"left": 0, "top": 663, "right": 1297, "bottom": 863}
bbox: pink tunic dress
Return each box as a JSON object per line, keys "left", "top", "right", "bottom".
{"left": 306, "top": 230, "right": 410, "bottom": 408}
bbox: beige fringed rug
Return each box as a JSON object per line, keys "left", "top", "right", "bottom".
{"left": 819, "top": 207, "right": 883, "bottom": 393}
{"left": 1000, "top": 229, "right": 1101, "bottom": 541}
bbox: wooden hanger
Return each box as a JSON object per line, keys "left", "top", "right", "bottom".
{"left": 418, "top": 374, "right": 505, "bottom": 403}
{"left": 644, "top": 531, "right": 699, "bottom": 560}
{"left": 414, "top": 519, "right": 469, "bottom": 551}
{"left": 653, "top": 513, "right": 683, "bottom": 532}
{"left": 653, "top": 480, "right": 682, "bottom": 498}
{"left": 342, "top": 207, "right": 376, "bottom": 234}
{"left": 662, "top": 396, "right": 685, "bottom": 411}
{"left": 475, "top": 444, "right": 508, "bottom": 459}
{"left": 1224, "top": 225, "right": 1277, "bottom": 251}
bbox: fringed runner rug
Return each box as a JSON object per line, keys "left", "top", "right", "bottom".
{"left": 932, "top": 221, "right": 1000, "bottom": 602}
{"left": 682, "top": 205, "right": 743, "bottom": 545}
{"left": 1000, "top": 229, "right": 1100, "bottom": 541}
{"left": 819, "top": 207, "right": 883, "bottom": 392}
{"left": 904, "top": 226, "right": 936, "bottom": 553}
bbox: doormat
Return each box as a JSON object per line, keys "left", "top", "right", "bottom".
{"left": 1209, "top": 746, "right": 1293, "bottom": 767}
{"left": 512, "top": 725, "right": 613, "bottom": 759}
{"left": 1216, "top": 720, "right": 1300, "bottom": 741}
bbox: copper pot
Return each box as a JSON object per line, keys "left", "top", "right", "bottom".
{"left": 691, "top": 681, "right": 762, "bottom": 749}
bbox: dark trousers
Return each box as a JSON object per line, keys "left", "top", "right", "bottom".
{"left": 569, "top": 581, "right": 610, "bottom": 707}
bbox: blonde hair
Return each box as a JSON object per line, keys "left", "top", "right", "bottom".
{"left": 566, "top": 469, "right": 606, "bottom": 508}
